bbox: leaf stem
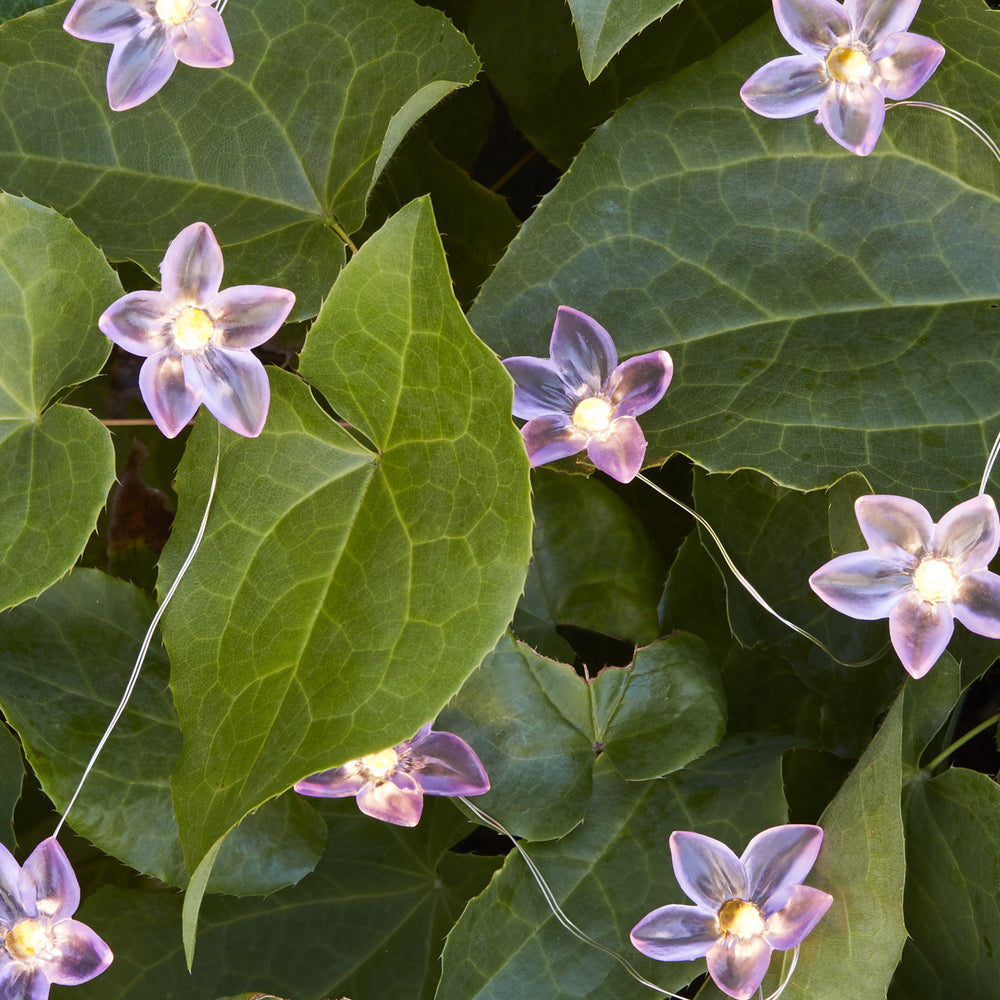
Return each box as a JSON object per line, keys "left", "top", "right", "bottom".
{"left": 327, "top": 217, "right": 358, "bottom": 254}
{"left": 923, "top": 711, "right": 1000, "bottom": 774}
{"left": 53, "top": 424, "right": 222, "bottom": 838}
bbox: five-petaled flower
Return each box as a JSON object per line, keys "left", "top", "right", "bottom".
{"left": 63, "top": 0, "right": 233, "bottom": 112}
{"left": 99, "top": 221, "right": 295, "bottom": 439}
{"left": 0, "top": 837, "right": 112, "bottom": 999}
{"left": 631, "top": 826, "right": 832, "bottom": 1000}
{"left": 501, "top": 306, "right": 673, "bottom": 484}
{"left": 294, "top": 723, "right": 490, "bottom": 827}
{"left": 809, "top": 494, "right": 1000, "bottom": 678}
{"left": 740, "top": 0, "right": 945, "bottom": 155}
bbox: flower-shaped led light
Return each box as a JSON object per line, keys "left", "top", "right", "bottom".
{"left": 501, "top": 306, "right": 673, "bottom": 483}
{"left": 99, "top": 221, "right": 295, "bottom": 438}
{"left": 294, "top": 723, "right": 490, "bottom": 827}
{"left": 0, "top": 837, "right": 112, "bottom": 999}
{"left": 63, "top": 0, "right": 233, "bottom": 111}
{"left": 631, "top": 826, "right": 832, "bottom": 1000}
{"left": 809, "top": 494, "right": 1000, "bottom": 678}
{"left": 740, "top": 0, "right": 945, "bottom": 155}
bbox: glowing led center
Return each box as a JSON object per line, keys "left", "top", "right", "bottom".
{"left": 717, "top": 898, "right": 765, "bottom": 940}
{"left": 363, "top": 747, "right": 399, "bottom": 780}
{"left": 155, "top": 0, "right": 196, "bottom": 24}
{"left": 4, "top": 919, "right": 47, "bottom": 962}
{"left": 826, "top": 45, "right": 872, "bottom": 85}
{"left": 173, "top": 307, "right": 214, "bottom": 351}
{"left": 912, "top": 558, "right": 957, "bottom": 604}
{"left": 572, "top": 397, "right": 613, "bottom": 434}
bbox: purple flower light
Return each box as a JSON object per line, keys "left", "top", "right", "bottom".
{"left": 740, "top": 0, "right": 945, "bottom": 155}
{"left": 99, "top": 221, "right": 295, "bottom": 439}
{"left": 809, "top": 494, "right": 1000, "bottom": 678}
{"left": 501, "top": 306, "right": 673, "bottom": 483}
{"left": 63, "top": 0, "right": 233, "bottom": 112}
{"left": 294, "top": 723, "right": 490, "bottom": 827}
{"left": 631, "top": 826, "right": 832, "bottom": 1000}
{"left": 0, "top": 837, "right": 112, "bottom": 999}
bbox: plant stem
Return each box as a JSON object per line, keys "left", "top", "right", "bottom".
{"left": 924, "top": 711, "right": 1000, "bottom": 774}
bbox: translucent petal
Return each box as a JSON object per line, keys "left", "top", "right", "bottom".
{"left": 408, "top": 731, "right": 490, "bottom": 796}
{"left": 520, "top": 414, "right": 588, "bottom": 468}
{"left": 294, "top": 763, "right": 367, "bottom": 799}
{"left": 607, "top": 350, "right": 673, "bottom": 418}
{"left": 106, "top": 28, "right": 177, "bottom": 112}
{"left": 629, "top": 904, "right": 718, "bottom": 961}
{"left": 888, "top": 590, "right": 953, "bottom": 679}
{"left": 774, "top": 0, "right": 851, "bottom": 57}
{"left": 0, "top": 843, "right": 28, "bottom": 923}
{"left": 193, "top": 346, "right": 270, "bottom": 438}
{"left": 845, "top": 0, "right": 920, "bottom": 47}
{"left": 740, "top": 56, "right": 828, "bottom": 119}
{"left": 208, "top": 286, "right": 296, "bottom": 350}
{"left": 670, "top": 831, "right": 747, "bottom": 912}
{"left": 99, "top": 290, "right": 173, "bottom": 356}
{"left": 586, "top": 415, "right": 647, "bottom": 483}
{"left": 933, "top": 495, "right": 1000, "bottom": 574}
{"left": 808, "top": 550, "right": 912, "bottom": 620}
{"left": 160, "top": 221, "right": 224, "bottom": 305}
{"left": 173, "top": 5, "right": 234, "bottom": 68}
{"left": 951, "top": 571, "right": 1000, "bottom": 640}
{"left": 817, "top": 78, "right": 886, "bottom": 155}
{"left": 22, "top": 839, "right": 79, "bottom": 922}
{"left": 763, "top": 885, "right": 834, "bottom": 950}
{"left": 42, "top": 919, "right": 113, "bottom": 986}
{"left": 549, "top": 306, "right": 617, "bottom": 396}
{"left": 742, "top": 825, "right": 824, "bottom": 906}
{"left": 502, "top": 356, "right": 577, "bottom": 419}
{"left": 706, "top": 933, "right": 773, "bottom": 1000}
{"left": 139, "top": 351, "right": 202, "bottom": 438}
{"left": 63, "top": 0, "right": 145, "bottom": 42}
{"left": 854, "top": 494, "right": 933, "bottom": 556}
{"left": 872, "top": 32, "right": 946, "bottom": 100}
{"left": 357, "top": 773, "right": 423, "bottom": 827}
{"left": 0, "top": 963, "right": 49, "bottom": 1000}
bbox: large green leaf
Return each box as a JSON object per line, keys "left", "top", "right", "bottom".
{"left": 0, "top": 724, "right": 22, "bottom": 852}
{"left": 0, "top": 569, "right": 326, "bottom": 895}
{"left": 470, "top": 0, "right": 1000, "bottom": 506}
{"left": 513, "top": 468, "right": 665, "bottom": 657}
{"left": 0, "top": 0, "right": 479, "bottom": 318}
{"left": 440, "top": 631, "right": 726, "bottom": 840}
{"left": 0, "top": 193, "right": 118, "bottom": 611}
{"left": 889, "top": 768, "right": 1000, "bottom": 1000}
{"left": 163, "top": 198, "right": 532, "bottom": 870}
{"left": 437, "top": 738, "right": 789, "bottom": 1000}
{"left": 566, "top": 0, "right": 682, "bottom": 80}
{"left": 74, "top": 800, "right": 497, "bottom": 1000}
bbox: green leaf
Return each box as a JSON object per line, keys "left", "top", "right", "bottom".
{"left": 0, "top": 0, "right": 480, "bottom": 318}
{"left": 889, "top": 768, "right": 1000, "bottom": 1000}
{"left": 440, "top": 631, "right": 726, "bottom": 839}
{"left": 0, "top": 193, "right": 118, "bottom": 611}
{"left": 566, "top": 0, "right": 682, "bottom": 81}
{"left": 437, "top": 738, "right": 790, "bottom": 1000}
{"left": 0, "top": 724, "right": 22, "bottom": 852}
{"left": 0, "top": 0, "right": 50, "bottom": 22}
{"left": 74, "top": 800, "right": 497, "bottom": 1000}
{"left": 759, "top": 689, "right": 907, "bottom": 1000}
{"left": 0, "top": 569, "right": 326, "bottom": 894}
{"left": 513, "top": 468, "right": 666, "bottom": 654}
{"left": 470, "top": 0, "right": 1000, "bottom": 505}
{"left": 164, "top": 198, "right": 532, "bottom": 871}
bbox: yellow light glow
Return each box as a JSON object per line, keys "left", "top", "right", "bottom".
{"left": 4, "top": 919, "right": 48, "bottom": 961}
{"left": 572, "top": 397, "right": 613, "bottom": 434}
{"left": 717, "top": 898, "right": 765, "bottom": 940}
{"left": 912, "top": 558, "right": 957, "bottom": 604}
{"left": 363, "top": 747, "right": 399, "bottom": 780}
{"left": 172, "top": 307, "right": 214, "bottom": 351}
{"left": 826, "top": 45, "right": 872, "bottom": 85}
{"left": 155, "top": 0, "right": 195, "bottom": 25}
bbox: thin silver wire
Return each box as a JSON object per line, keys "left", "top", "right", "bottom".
{"left": 54, "top": 427, "right": 222, "bottom": 838}
{"left": 884, "top": 101, "right": 1000, "bottom": 496}
{"left": 635, "top": 474, "right": 885, "bottom": 667}
{"left": 214, "top": 0, "right": 228, "bottom": 12}
{"left": 459, "top": 797, "right": 800, "bottom": 1000}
